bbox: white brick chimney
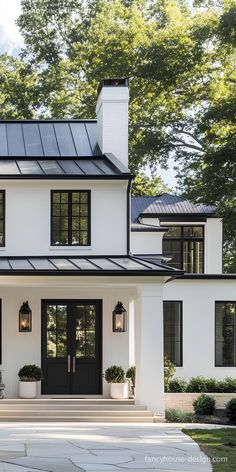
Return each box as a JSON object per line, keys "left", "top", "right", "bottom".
{"left": 96, "top": 79, "right": 129, "bottom": 168}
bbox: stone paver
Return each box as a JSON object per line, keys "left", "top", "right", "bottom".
{"left": 0, "top": 422, "right": 232, "bottom": 472}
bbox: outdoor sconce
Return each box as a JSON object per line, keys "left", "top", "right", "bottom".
{"left": 113, "top": 301, "right": 127, "bottom": 332}
{"left": 19, "top": 301, "right": 32, "bottom": 332}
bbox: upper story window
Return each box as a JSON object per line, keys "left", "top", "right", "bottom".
{"left": 163, "top": 225, "right": 204, "bottom": 273}
{"left": 215, "top": 302, "right": 236, "bottom": 367}
{"left": 51, "top": 191, "right": 90, "bottom": 246}
{"left": 0, "top": 191, "right": 5, "bottom": 247}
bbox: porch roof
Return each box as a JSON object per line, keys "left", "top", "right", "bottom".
{"left": 0, "top": 255, "right": 182, "bottom": 276}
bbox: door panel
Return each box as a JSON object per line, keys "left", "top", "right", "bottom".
{"left": 41, "top": 300, "right": 102, "bottom": 394}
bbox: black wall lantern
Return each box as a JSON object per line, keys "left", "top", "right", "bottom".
{"left": 113, "top": 301, "right": 127, "bottom": 332}
{"left": 19, "top": 301, "right": 32, "bottom": 332}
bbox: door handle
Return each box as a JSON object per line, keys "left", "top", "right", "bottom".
{"left": 73, "top": 356, "right": 76, "bottom": 373}
{"left": 67, "top": 355, "right": 71, "bottom": 373}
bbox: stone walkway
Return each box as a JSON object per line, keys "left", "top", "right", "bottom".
{"left": 0, "top": 422, "right": 228, "bottom": 472}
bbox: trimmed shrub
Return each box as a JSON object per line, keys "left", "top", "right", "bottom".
{"left": 223, "top": 377, "right": 236, "bottom": 393}
{"left": 126, "top": 366, "right": 136, "bottom": 396}
{"left": 104, "top": 365, "right": 125, "bottom": 383}
{"left": 193, "top": 394, "right": 216, "bottom": 415}
{"left": 226, "top": 398, "right": 236, "bottom": 424}
{"left": 187, "top": 376, "right": 208, "bottom": 393}
{"left": 18, "top": 364, "right": 43, "bottom": 382}
{"left": 164, "top": 355, "right": 176, "bottom": 392}
{"left": 204, "top": 377, "right": 219, "bottom": 393}
{"left": 168, "top": 377, "right": 188, "bottom": 392}
{"left": 165, "top": 408, "right": 194, "bottom": 423}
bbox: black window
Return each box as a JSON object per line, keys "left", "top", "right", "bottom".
{"left": 51, "top": 191, "right": 90, "bottom": 246}
{"left": 0, "top": 192, "right": 5, "bottom": 247}
{"left": 215, "top": 302, "right": 236, "bottom": 366}
{"left": 163, "top": 226, "right": 204, "bottom": 273}
{"left": 163, "top": 301, "right": 182, "bottom": 366}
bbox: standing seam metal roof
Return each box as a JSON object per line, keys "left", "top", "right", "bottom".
{"left": 131, "top": 194, "right": 216, "bottom": 221}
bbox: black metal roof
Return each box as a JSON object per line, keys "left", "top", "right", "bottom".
{"left": 131, "top": 223, "right": 168, "bottom": 232}
{"left": 0, "top": 154, "right": 131, "bottom": 179}
{"left": 131, "top": 194, "right": 216, "bottom": 221}
{"left": 0, "top": 120, "right": 101, "bottom": 158}
{"left": 0, "top": 255, "right": 182, "bottom": 276}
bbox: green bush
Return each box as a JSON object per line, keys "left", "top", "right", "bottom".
{"left": 164, "top": 355, "right": 176, "bottom": 391}
{"left": 223, "top": 377, "right": 236, "bottom": 393}
{"left": 168, "top": 377, "right": 188, "bottom": 392}
{"left": 18, "top": 364, "right": 43, "bottom": 382}
{"left": 126, "top": 366, "right": 136, "bottom": 396}
{"left": 204, "top": 378, "right": 219, "bottom": 393}
{"left": 104, "top": 365, "right": 125, "bottom": 383}
{"left": 226, "top": 398, "right": 236, "bottom": 424}
{"left": 187, "top": 376, "right": 208, "bottom": 393}
{"left": 193, "top": 394, "right": 216, "bottom": 415}
{"left": 165, "top": 408, "right": 194, "bottom": 423}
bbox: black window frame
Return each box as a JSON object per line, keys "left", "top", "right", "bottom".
{"left": 163, "top": 300, "right": 183, "bottom": 367}
{"left": 163, "top": 225, "right": 204, "bottom": 273}
{"left": 215, "top": 301, "right": 236, "bottom": 367}
{"left": 51, "top": 190, "right": 91, "bottom": 247}
{"left": 0, "top": 191, "right": 5, "bottom": 248}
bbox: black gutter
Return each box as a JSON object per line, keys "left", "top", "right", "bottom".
{"left": 179, "top": 274, "right": 236, "bottom": 280}
{"left": 127, "top": 180, "right": 132, "bottom": 254}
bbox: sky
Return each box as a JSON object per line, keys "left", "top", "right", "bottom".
{"left": 0, "top": 0, "right": 177, "bottom": 188}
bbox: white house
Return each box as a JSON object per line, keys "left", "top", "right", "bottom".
{"left": 0, "top": 78, "right": 235, "bottom": 419}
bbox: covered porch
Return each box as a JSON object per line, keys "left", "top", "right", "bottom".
{"left": 0, "top": 255, "right": 180, "bottom": 416}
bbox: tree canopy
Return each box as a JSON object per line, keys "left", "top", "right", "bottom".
{"left": 0, "top": 0, "right": 234, "bottom": 269}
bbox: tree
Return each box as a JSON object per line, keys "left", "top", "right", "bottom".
{"left": 131, "top": 172, "right": 170, "bottom": 196}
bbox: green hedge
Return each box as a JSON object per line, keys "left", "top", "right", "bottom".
{"left": 166, "top": 376, "right": 236, "bottom": 393}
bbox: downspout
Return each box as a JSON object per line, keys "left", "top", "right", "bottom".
{"left": 127, "top": 179, "right": 132, "bottom": 255}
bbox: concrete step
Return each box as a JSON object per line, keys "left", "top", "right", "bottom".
{"left": 0, "top": 399, "right": 135, "bottom": 405}
{"left": 0, "top": 404, "right": 146, "bottom": 411}
{"left": 0, "top": 409, "right": 153, "bottom": 417}
{"left": 0, "top": 415, "right": 158, "bottom": 423}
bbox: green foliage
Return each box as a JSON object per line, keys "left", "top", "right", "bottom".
{"left": 193, "top": 394, "right": 216, "bottom": 415}
{"left": 164, "top": 355, "right": 176, "bottom": 392}
{"left": 104, "top": 365, "right": 125, "bottom": 383}
{"left": 131, "top": 172, "right": 170, "bottom": 196}
{"left": 226, "top": 398, "right": 236, "bottom": 424}
{"left": 187, "top": 376, "right": 208, "bottom": 393}
{"left": 168, "top": 377, "right": 188, "bottom": 392}
{"left": 165, "top": 408, "right": 194, "bottom": 423}
{"left": 126, "top": 365, "right": 136, "bottom": 396}
{"left": 18, "top": 364, "right": 43, "bottom": 382}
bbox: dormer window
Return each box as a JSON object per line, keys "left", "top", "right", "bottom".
{"left": 163, "top": 225, "right": 204, "bottom": 273}
{"left": 51, "top": 191, "right": 90, "bottom": 246}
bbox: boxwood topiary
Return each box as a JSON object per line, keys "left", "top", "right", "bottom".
{"left": 193, "top": 394, "right": 215, "bottom": 415}
{"left": 18, "top": 364, "right": 43, "bottom": 382}
{"left": 104, "top": 365, "right": 125, "bottom": 383}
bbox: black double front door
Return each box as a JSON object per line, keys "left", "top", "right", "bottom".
{"left": 41, "top": 300, "right": 102, "bottom": 394}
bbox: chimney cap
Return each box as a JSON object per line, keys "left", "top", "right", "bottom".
{"left": 97, "top": 78, "right": 129, "bottom": 96}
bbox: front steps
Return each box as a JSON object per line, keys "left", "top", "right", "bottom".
{"left": 0, "top": 399, "right": 165, "bottom": 423}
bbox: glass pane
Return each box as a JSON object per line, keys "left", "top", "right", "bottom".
{"left": 184, "top": 240, "right": 203, "bottom": 273}
{"left": 86, "top": 305, "right": 96, "bottom": 329}
{"left": 86, "top": 331, "right": 95, "bottom": 358}
{"left": 79, "top": 231, "right": 88, "bottom": 245}
{"left": 57, "top": 331, "right": 67, "bottom": 358}
{"left": 76, "top": 305, "right": 85, "bottom": 329}
{"left": 164, "top": 302, "right": 182, "bottom": 366}
{"left": 60, "top": 193, "right": 68, "bottom": 203}
{"left": 183, "top": 226, "right": 203, "bottom": 238}
{"left": 80, "top": 192, "right": 88, "bottom": 203}
{"left": 80, "top": 218, "right": 88, "bottom": 230}
{"left": 163, "top": 240, "right": 181, "bottom": 269}
{"left": 52, "top": 192, "right": 60, "bottom": 203}
{"left": 47, "top": 305, "right": 56, "bottom": 330}
{"left": 216, "top": 303, "right": 235, "bottom": 366}
{"left": 47, "top": 331, "right": 56, "bottom": 358}
{"left": 76, "top": 330, "right": 85, "bottom": 357}
{"left": 57, "top": 306, "right": 67, "bottom": 330}
{"left": 164, "top": 226, "right": 181, "bottom": 238}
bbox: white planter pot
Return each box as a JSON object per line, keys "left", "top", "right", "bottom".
{"left": 19, "top": 381, "right": 37, "bottom": 399}
{"left": 110, "top": 382, "right": 128, "bottom": 399}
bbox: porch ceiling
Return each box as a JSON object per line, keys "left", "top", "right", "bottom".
{"left": 0, "top": 255, "right": 182, "bottom": 276}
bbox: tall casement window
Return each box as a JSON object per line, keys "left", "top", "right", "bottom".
{"left": 215, "top": 302, "right": 236, "bottom": 366}
{"left": 163, "top": 301, "right": 183, "bottom": 366}
{"left": 51, "top": 191, "right": 90, "bottom": 246}
{"left": 0, "top": 191, "right": 5, "bottom": 247}
{"left": 163, "top": 226, "right": 204, "bottom": 273}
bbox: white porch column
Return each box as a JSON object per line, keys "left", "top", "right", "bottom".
{"left": 135, "top": 283, "right": 165, "bottom": 415}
